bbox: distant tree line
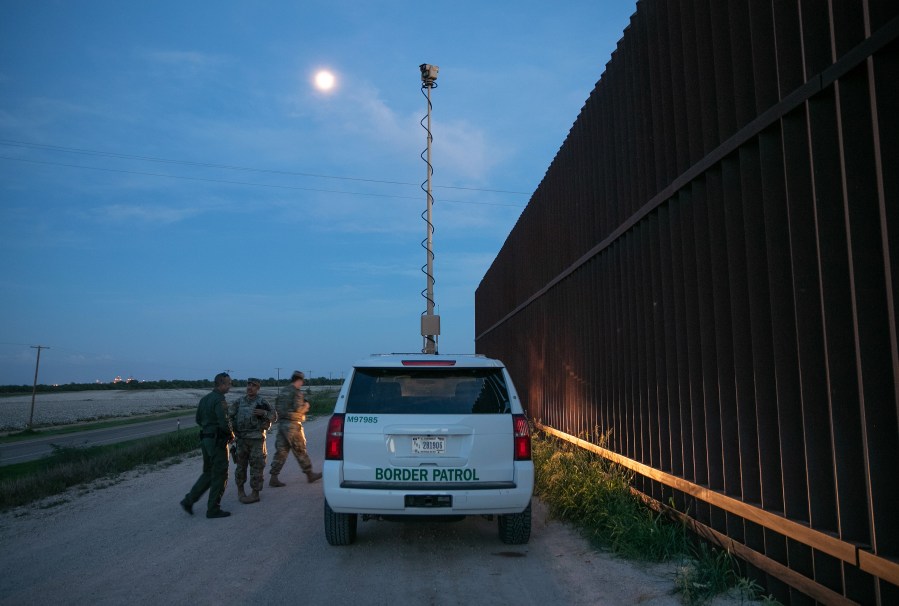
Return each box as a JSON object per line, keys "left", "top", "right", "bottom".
{"left": 0, "top": 377, "right": 344, "bottom": 395}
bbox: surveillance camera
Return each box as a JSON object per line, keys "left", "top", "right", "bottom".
{"left": 419, "top": 64, "right": 439, "bottom": 83}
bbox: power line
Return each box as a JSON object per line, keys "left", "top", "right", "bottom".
{"left": 0, "top": 138, "right": 532, "bottom": 196}
{"left": 0, "top": 156, "right": 526, "bottom": 208}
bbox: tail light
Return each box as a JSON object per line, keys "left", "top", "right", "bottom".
{"left": 512, "top": 414, "right": 531, "bottom": 460}
{"left": 325, "top": 413, "right": 345, "bottom": 460}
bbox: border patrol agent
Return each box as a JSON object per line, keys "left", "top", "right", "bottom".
{"left": 181, "top": 372, "right": 234, "bottom": 519}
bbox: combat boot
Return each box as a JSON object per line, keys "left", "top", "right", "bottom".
{"left": 306, "top": 470, "right": 323, "bottom": 483}
{"left": 269, "top": 474, "right": 286, "bottom": 487}
{"left": 238, "top": 485, "right": 258, "bottom": 504}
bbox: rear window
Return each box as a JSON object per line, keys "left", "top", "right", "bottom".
{"left": 346, "top": 368, "right": 511, "bottom": 414}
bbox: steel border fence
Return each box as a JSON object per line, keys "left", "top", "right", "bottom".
{"left": 475, "top": 2, "right": 899, "bottom": 603}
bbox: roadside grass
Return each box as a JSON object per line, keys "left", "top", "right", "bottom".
{"left": 303, "top": 389, "right": 339, "bottom": 418}
{"left": 0, "top": 390, "right": 340, "bottom": 513}
{"left": 532, "top": 428, "right": 780, "bottom": 605}
{"left": 0, "top": 429, "right": 200, "bottom": 511}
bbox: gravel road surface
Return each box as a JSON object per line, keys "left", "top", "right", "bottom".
{"left": 0, "top": 416, "right": 711, "bottom": 606}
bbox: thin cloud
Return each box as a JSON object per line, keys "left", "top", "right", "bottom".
{"left": 141, "top": 49, "right": 226, "bottom": 75}
{"left": 433, "top": 119, "right": 497, "bottom": 183}
{"left": 287, "top": 77, "right": 499, "bottom": 185}
{"left": 328, "top": 260, "right": 421, "bottom": 280}
{"left": 93, "top": 204, "right": 203, "bottom": 224}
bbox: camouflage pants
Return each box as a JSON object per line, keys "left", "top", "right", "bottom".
{"left": 234, "top": 436, "right": 267, "bottom": 492}
{"left": 270, "top": 422, "right": 313, "bottom": 475}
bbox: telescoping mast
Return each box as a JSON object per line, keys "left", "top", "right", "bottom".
{"left": 419, "top": 63, "right": 440, "bottom": 354}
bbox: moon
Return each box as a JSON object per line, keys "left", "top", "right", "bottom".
{"left": 314, "top": 70, "right": 336, "bottom": 91}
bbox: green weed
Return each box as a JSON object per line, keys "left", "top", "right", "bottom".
{"left": 0, "top": 429, "right": 200, "bottom": 511}
{"left": 673, "top": 542, "right": 738, "bottom": 605}
{"left": 533, "top": 429, "right": 687, "bottom": 561}
{"left": 533, "top": 428, "right": 778, "bottom": 604}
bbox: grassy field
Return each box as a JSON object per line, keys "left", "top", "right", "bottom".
{"left": 0, "top": 386, "right": 339, "bottom": 436}
{"left": 0, "top": 388, "right": 204, "bottom": 432}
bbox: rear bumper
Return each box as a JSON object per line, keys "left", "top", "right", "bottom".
{"left": 340, "top": 480, "right": 517, "bottom": 490}
{"left": 323, "top": 461, "right": 533, "bottom": 515}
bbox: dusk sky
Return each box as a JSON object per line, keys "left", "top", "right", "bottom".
{"left": 1, "top": 1, "right": 637, "bottom": 385}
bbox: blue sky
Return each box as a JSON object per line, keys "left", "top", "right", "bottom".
{"left": 0, "top": 1, "right": 636, "bottom": 385}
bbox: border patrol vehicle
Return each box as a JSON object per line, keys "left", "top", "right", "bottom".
{"left": 323, "top": 353, "right": 534, "bottom": 545}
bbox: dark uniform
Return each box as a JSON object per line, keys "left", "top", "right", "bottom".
{"left": 181, "top": 375, "right": 234, "bottom": 518}
{"left": 269, "top": 371, "right": 321, "bottom": 485}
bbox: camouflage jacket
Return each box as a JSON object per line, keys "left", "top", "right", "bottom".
{"left": 275, "top": 384, "right": 309, "bottom": 424}
{"left": 228, "top": 395, "right": 277, "bottom": 439}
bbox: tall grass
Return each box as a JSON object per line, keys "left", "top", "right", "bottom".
{"left": 304, "top": 389, "right": 339, "bottom": 417}
{"left": 0, "top": 429, "right": 200, "bottom": 511}
{"left": 532, "top": 428, "right": 778, "bottom": 605}
{"left": 533, "top": 428, "right": 689, "bottom": 560}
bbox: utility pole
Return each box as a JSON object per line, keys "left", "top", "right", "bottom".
{"left": 28, "top": 345, "right": 49, "bottom": 430}
{"left": 275, "top": 367, "right": 282, "bottom": 391}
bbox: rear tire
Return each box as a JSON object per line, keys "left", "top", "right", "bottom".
{"left": 324, "top": 499, "right": 357, "bottom": 545}
{"left": 498, "top": 501, "right": 532, "bottom": 544}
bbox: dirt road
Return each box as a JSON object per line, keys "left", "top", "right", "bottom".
{"left": 0, "top": 417, "right": 706, "bottom": 605}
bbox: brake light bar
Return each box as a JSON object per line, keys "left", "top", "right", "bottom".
{"left": 401, "top": 360, "right": 456, "bottom": 366}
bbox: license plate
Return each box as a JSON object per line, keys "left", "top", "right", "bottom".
{"left": 412, "top": 436, "right": 445, "bottom": 454}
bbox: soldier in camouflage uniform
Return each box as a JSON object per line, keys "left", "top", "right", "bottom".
{"left": 228, "top": 378, "right": 277, "bottom": 504}
{"left": 269, "top": 370, "right": 322, "bottom": 486}
{"left": 180, "top": 372, "right": 234, "bottom": 519}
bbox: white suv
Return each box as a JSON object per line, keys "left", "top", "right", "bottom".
{"left": 323, "top": 353, "right": 534, "bottom": 545}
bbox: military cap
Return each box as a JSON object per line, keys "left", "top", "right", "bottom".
{"left": 290, "top": 370, "right": 305, "bottom": 382}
